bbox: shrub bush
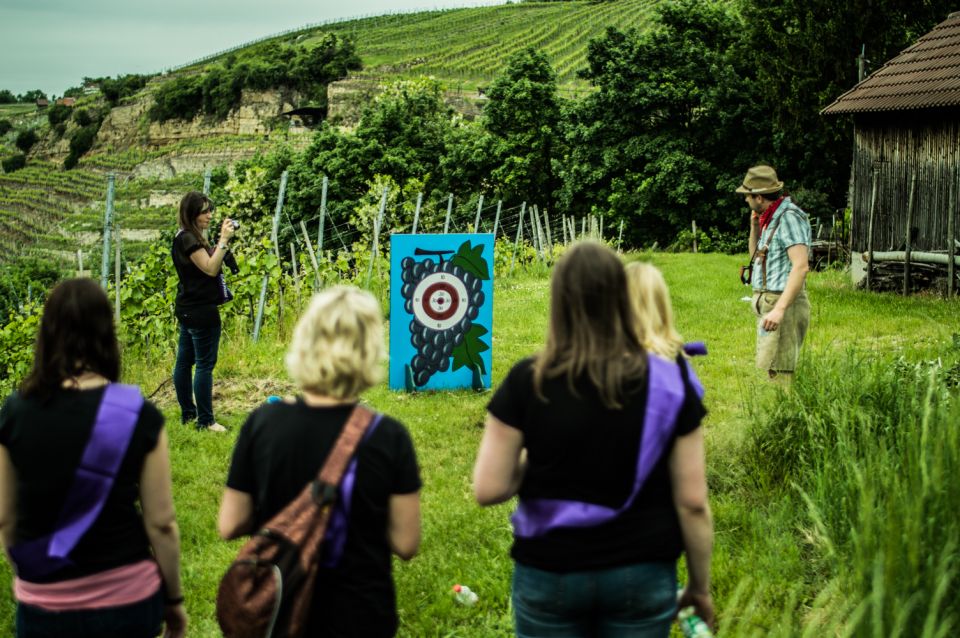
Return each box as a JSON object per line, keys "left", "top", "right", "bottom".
{"left": 1, "top": 153, "right": 26, "bottom": 172}
{"left": 63, "top": 124, "right": 98, "bottom": 169}
{"left": 14, "top": 129, "right": 38, "bottom": 153}
{"left": 0, "top": 119, "right": 11, "bottom": 136}
{"left": 73, "top": 108, "right": 93, "bottom": 127}
{"left": 46, "top": 103, "right": 71, "bottom": 127}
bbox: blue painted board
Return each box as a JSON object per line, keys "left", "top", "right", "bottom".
{"left": 389, "top": 234, "right": 494, "bottom": 391}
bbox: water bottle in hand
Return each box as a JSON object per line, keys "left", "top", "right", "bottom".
{"left": 677, "top": 600, "right": 712, "bottom": 637}
{"left": 452, "top": 584, "right": 478, "bottom": 606}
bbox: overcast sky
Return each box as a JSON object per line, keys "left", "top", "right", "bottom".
{"left": 0, "top": 0, "right": 507, "bottom": 98}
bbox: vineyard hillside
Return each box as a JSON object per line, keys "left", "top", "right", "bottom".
{"left": 0, "top": 0, "right": 661, "bottom": 268}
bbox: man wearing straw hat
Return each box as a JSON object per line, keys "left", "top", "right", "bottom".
{"left": 737, "top": 165, "right": 811, "bottom": 380}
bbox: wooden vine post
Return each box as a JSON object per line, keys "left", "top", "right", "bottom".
{"left": 903, "top": 173, "right": 916, "bottom": 296}
{"left": 865, "top": 166, "right": 880, "bottom": 292}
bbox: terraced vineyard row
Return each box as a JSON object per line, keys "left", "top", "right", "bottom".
{"left": 317, "top": 0, "right": 660, "bottom": 86}
{"left": 0, "top": 161, "right": 104, "bottom": 201}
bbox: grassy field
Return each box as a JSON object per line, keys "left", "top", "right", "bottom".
{"left": 0, "top": 252, "right": 958, "bottom": 635}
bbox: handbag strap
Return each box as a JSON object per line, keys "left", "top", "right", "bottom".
{"left": 319, "top": 408, "right": 383, "bottom": 568}
{"left": 10, "top": 383, "right": 143, "bottom": 580}
{"left": 313, "top": 405, "right": 378, "bottom": 500}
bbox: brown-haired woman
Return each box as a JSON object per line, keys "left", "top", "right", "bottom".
{"left": 171, "top": 191, "right": 237, "bottom": 433}
{"left": 0, "top": 279, "right": 186, "bottom": 638}
{"left": 473, "top": 241, "right": 714, "bottom": 637}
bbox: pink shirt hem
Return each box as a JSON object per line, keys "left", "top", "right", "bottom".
{"left": 15, "top": 559, "right": 162, "bottom": 611}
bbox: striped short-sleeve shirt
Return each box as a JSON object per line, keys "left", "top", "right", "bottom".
{"left": 752, "top": 197, "right": 811, "bottom": 292}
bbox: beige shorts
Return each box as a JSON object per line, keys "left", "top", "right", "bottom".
{"left": 752, "top": 289, "right": 810, "bottom": 373}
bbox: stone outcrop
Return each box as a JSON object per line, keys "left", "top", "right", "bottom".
{"left": 327, "top": 77, "right": 488, "bottom": 126}
{"left": 95, "top": 89, "right": 298, "bottom": 151}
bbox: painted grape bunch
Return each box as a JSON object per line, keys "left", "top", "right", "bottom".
{"left": 400, "top": 256, "right": 485, "bottom": 387}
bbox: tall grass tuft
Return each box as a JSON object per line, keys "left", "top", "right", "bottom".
{"left": 738, "top": 347, "right": 960, "bottom": 635}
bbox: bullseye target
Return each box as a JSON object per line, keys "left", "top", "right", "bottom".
{"left": 412, "top": 272, "right": 468, "bottom": 329}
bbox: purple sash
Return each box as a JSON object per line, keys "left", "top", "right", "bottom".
{"left": 511, "top": 354, "right": 705, "bottom": 538}
{"left": 9, "top": 384, "right": 144, "bottom": 581}
{"left": 319, "top": 413, "right": 383, "bottom": 568}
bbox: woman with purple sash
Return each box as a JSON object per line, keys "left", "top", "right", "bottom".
{"left": 0, "top": 279, "right": 186, "bottom": 638}
{"left": 474, "top": 242, "right": 714, "bottom": 637}
{"left": 218, "top": 286, "right": 422, "bottom": 638}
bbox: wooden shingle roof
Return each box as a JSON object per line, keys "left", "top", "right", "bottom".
{"left": 822, "top": 11, "right": 960, "bottom": 115}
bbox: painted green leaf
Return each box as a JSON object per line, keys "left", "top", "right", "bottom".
{"left": 451, "top": 324, "right": 489, "bottom": 375}
{"left": 450, "top": 240, "right": 490, "bottom": 280}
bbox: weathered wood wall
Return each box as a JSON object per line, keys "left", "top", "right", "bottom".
{"left": 851, "top": 111, "right": 959, "bottom": 253}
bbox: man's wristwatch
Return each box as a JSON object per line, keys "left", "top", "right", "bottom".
{"left": 218, "top": 242, "right": 229, "bottom": 251}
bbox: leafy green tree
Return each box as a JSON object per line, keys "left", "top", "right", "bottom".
{"left": 483, "top": 47, "right": 564, "bottom": 206}
{"left": 17, "top": 90, "right": 46, "bottom": 103}
{"left": 99, "top": 74, "right": 151, "bottom": 105}
{"left": 15, "top": 129, "right": 38, "bottom": 154}
{"left": 149, "top": 75, "right": 204, "bottom": 121}
{"left": 0, "top": 90, "right": 15, "bottom": 104}
{"left": 560, "top": 0, "right": 761, "bottom": 245}
{"left": 289, "top": 34, "right": 362, "bottom": 103}
{"left": 354, "top": 79, "right": 453, "bottom": 190}
{"left": 739, "top": 0, "right": 957, "bottom": 203}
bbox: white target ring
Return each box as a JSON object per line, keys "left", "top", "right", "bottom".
{"left": 412, "top": 271, "right": 468, "bottom": 330}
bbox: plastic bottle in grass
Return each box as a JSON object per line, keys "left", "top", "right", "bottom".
{"left": 452, "top": 584, "right": 478, "bottom": 605}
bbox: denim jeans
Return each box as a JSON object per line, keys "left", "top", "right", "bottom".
{"left": 16, "top": 589, "right": 163, "bottom": 638}
{"left": 512, "top": 561, "right": 677, "bottom": 638}
{"left": 173, "top": 320, "right": 221, "bottom": 427}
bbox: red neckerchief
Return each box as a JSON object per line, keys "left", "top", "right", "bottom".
{"left": 759, "top": 196, "right": 784, "bottom": 231}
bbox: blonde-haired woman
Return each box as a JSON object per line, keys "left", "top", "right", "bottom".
{"left": 218, "top": 286, "right": 421, "bottom": 638}
{"left": 625, "top": 262, "right": 685, "bottom": 360}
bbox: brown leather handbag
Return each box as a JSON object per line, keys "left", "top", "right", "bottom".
{"left": 216, "top": 405, "right": 378, "bottom": 638}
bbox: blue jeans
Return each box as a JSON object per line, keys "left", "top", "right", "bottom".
{"left": 173, "top": 321, "right": 221, "bottom": 427}
{"left": 16, "top": 588, "right": 163, "bottom": 638}
{"left": 512, "top": 561, "right": 677, "bottom": 638}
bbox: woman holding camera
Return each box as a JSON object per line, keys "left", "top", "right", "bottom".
{"left": 171, "top": 191, "right": 237, "bottom": 433}
{"left": 473, "top": 241, "right": 713, "bottom": 637}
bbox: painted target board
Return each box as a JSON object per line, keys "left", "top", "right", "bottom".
{"left": 389, "top": 234, "right": 494, "bottom": 391}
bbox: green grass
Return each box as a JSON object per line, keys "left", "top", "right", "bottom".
{"left": 0, "top": 104, "right": 37, "bottom": 117}
{"left": 1, "top": 253, "right": 958, "bottom": 635}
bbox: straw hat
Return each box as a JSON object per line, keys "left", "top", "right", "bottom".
{"left": 735, "top": 165, "right": 784, "bottom": 195}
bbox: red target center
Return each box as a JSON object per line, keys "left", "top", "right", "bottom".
{"left": 420, "top": 282, "right": 459, "bottom": 320}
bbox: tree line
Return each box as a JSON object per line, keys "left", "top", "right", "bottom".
{"left": 205, "top": 0, "right": 953, "bottom": 250}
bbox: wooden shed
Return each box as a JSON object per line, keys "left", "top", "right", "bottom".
{"left": 822, "top": 11, "right": 960, "bottom": 292}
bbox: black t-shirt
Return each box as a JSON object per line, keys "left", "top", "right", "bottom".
{"left": 226, "top": 401, "right": 422, "bottom": 638}
{"left": 487, "top": 356, "right": 706, "bottom": 572}
{"left": 171, "top": 230, "right": 221, "bottom": 327}
{"left": 0, "top": 387, "right": 164, "bottom": 582}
